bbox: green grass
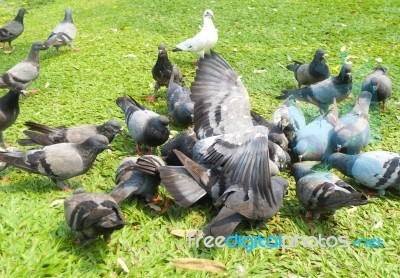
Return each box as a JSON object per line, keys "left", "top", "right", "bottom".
{"left": 0, "top": 0, "right": 399, "bottom": 277}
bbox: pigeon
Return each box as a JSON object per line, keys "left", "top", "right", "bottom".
{"left": 277, "top": 63, "right": 352, "bottom": 113}
{"left": 271, "top": 97, "right": 306, "bottom": 144}
{"left": 172, "top": 9, "right": 218, "bottom": 59}
{"left": 286, "top": 48, "right": 330, "bottom": 87}
{"left": 328, "top": 92, "right": 372, "bottom": 154}
{"left": 44, "top": 7, "right": 78, "bottom": 51}
{"left": 109, "top": 155, "right": 165, "bottom": 203}
{"left": 17, "top": 120, "right": 122, "bottom": 146}
{"left": 160, "top": 51, "right": 285, "bottom": 237}
{"left": 0, "top": 88, "right": 25, "bottom": 147}
{"left": 160, "top": 129, "right": 198, "bottom": 166}
{"left": 292, "top": 161, "right": 369, "bottom": 220}
{"left": 0, "top": 41, "right": 47, "bottom": 92}
{"left": 361, "top": 66, "right": 392, "bottom": 112}
{"left": 0, "top": 8, "right": 27, "bottom": 52}
{"left": 146, "top": 44, "right": 183, "bottom": 102}
{"left": 268, "top": 140, "right": 291, "bottom": 171}
{"left": 292, "top": 114, "right": 334, "bottom": 162}
{"left": 329, "top": 151, "right": 400, "bottom": 196}
{"left": 251, "top": 110, "right": 289, "bottom": 150}
{"left": 64, "top": 188, "right": 128, "bottom": 246}
{"left": 116, "top": 94, "right": 170, "bottom": 154}
{"left": 166, "top": 69, "right": 194, "bottom": 126}
{"left": 0, "top": 134, "right": 111, "bottom": 190}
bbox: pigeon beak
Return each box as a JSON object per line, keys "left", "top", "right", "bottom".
{"left": 106, "top": 144, "right": 112, "bottom": 150}
{"left": 298, "top": 155, "right": 303, "bottom": 162}
{"left": 119, "top": 127, "right": 124, "bottom": 132}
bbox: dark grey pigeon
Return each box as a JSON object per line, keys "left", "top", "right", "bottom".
{"left": 167, "top": 69, "right": 194, "bottom": 126}
{"left": 328, "top": 92, "right": 372, "bottom": 154}
{"left": 329, "top": 151, "right": 400, "bottom": 196}
{"left": 160, "top": 52, "right": 285, "bottom": 237}
{"left": 292, "top": 161, "right": 369, "bottom": 220}
{"left": 160, "top": 129, "right": 198, "bottom": 166}
{"left": 0, "top": 88, "right": 25, "bottom": 147}
{"left": 147, "top": 44, "right": 183, "bottom": 102}
{"left": 277, "top": 64, "right": 352, "bottom": 113}
{"left": 0, "top": 134, "right": 111, "bottom": 190}
{"left": 17, "top": 120, "right": 122, "bottom": 146}
{"left": 116, "top": 94, "right": 170, "bottom": 154}
{"left": 109, "top": 155, "right": 165, "bottom": 203}
{"left": 361, "top": 66, "right": 392, "bottom": 112}
{"left": 286, "top": 48, "right": 330, "bottom": 87}
{"left": 0, "top": 41, "right": 47, "bottom": 91}
{"left": 64, "top": 188, "right": 128, "bottom": 246}
{"left": 44, "top": 7, "right": 78, "bottom": 52}
{"left": 268, "top": 140, "right": 291, "bottom": 171}
{"left": 0, "top": 8, "right": 27, "bottom": 52}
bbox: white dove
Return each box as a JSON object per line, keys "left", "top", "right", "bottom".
{"left": 173, "top": 9, "right": 218, "bottom": 60}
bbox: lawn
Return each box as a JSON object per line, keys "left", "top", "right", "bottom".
{"left": 0, "top": 0, "right": 399, "bottom": 277}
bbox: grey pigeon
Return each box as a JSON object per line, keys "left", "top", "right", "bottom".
{"left": 292, "top": 161, "right": 368, "bottom": 220}
{"left": 109, "top": 155, "right": 165, "bottom": 203}
{"left": 293, "top": 114, "right": 334, "bottom": 162}
{"left": 160, "top": 129, "right": 198, "bottom": 166}
{"left": 116, "top": 94, "right": 170, "bottom": 154}
{"left": 361, "top": 66, "right": 392, "bottom": 112}
{"left": 268, "top": 140, "right": 291, "bottom": 171}
{"left": 160, "top": 51, "right": 285, "bottom": 237}
{"left": 328, "top": 92, "right": 372, "bottom": 154}
{"left": 0, "top": 134, "right": 111, "bottom": 190}
{"left": 167, "top": 70, "right": 194, "bottom": 125}
{"left": 44, "top": 7, "right": 78, "bottom": 52}
{"left": 271, "top": 97, "right": 306, "bottom": 145}
{"left": 329, "top": 151, "right": 400, "bottom": 196}
{"left": 173, "top": 9, "right": 218, "bottom": 59}
{"left": 147, "top": 44, "right": 183, "bottom": 102}
{"left": 64, "top": 188, "right": 128, "bottom": 246}
{"left": 0, "top": 41, "right": 47, "bottom": 91}
{"left": 277, "top": 63, "right": 352, "bottom": 113}
{"left": 0, "top": 8, "right": 27, "bottom": 52}
{"left": 286, "top": 48, "right": 330, "bottom": 87}
{"left": 0, "top": 88, "right": 25, "bottom": 147}
{"left": 17, "top": 120, "right": 122, "bottom": 146}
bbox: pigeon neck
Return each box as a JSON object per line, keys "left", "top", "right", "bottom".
{"left": 27, "top": 48, "right": 40, "bottom": 64}
{"left": 64, "top": 11, "right": 73, "bottom": 23}
{"left": 203, "top": 17, "right": 215, "bottom": 29}
{"left": 1, "top": 90, "right": 20, "bottom": 107}
{"left": 15, "top": 11, "right": 25, "bottom": 23}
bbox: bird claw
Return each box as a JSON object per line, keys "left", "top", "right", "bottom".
{"left": 63, "top": 186, "right": 73, "bottom": 192}
{"left": 302, "top": 211, "right": 314, "bottom": 221}
{"left": 145, "top": 95, "right": 155, "bottom": 103}
{"left": 24, "top": 89, "right": 40, "bottom": 95}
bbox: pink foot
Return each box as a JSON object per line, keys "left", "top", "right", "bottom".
{"left": 145, "top": 95, "right": 155, "bottom": 103}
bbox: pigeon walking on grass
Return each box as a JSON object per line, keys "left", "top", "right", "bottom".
{"left": 44, "top": 7, "right": 78, "bottom": 52}
{"left": 286, "top": 48, "right": 330, "bottom": 87}
{"left": 173, "top": 9, "right": 218, "bottom": 61}
{"left": 116, "top": 94, "right": 170, "bottom": 154}
{"left": 361, "top": 66, "right": 392, "bottom": 112}
{"left": 0, "top": 41, "right": 47, "bottom": 92}
{"left": 0, "top": 8, "right": 27, "bottom": 53}
{"left": 17, "top": 120, "right": 122, "bottom": 146}
{"left": 64, "top": 188, "right": 128, "bottom": 246}
{"left": 0, "top": 135, "right": 111, "bottom": 190}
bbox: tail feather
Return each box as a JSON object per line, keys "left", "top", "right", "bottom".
{"left": 20, "top": 130, "right": 54, "bottom": 146}
{"left": 16, "top": 138, "right": 38, "bottom": 146}
{"left": 132, "top": 155, "right": 164, "bottom": 176}
{"left": 24, "top": 121, "right": 59, "bottom": 134}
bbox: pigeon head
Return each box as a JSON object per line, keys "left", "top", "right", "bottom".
{"left": 327, "top": 152, "right": 355, "bottom": 174}
{"left": 157, "top": 44, "right": 167, "bottom": 55}
{"left": 175, "top": 102, "right": 194, "bottom": 125}
{"left": 64, "top": 7, "right": 73, "bottom": 23}
{"left": 31, "top": 41, "right": 47, "bottom": 51}
{"left": 84, "top": 135, "right": 111, "bottom": 151}
{"left": 314, "top": 48, "right": 326, "bottom": 60}
{"left": 204, "top": 9, "right": 214, "bottom": 18}
{"left": 338, "top": 63, "right": 352, "bottom": 83}
{"left": 291, "top": 161, "right": 319, "bottom": 181}
{"left": 104, "top": 120, "right": 123, "bottom": 135}
{"left": 14, "top": 8, "right": 27, "bottom": 23}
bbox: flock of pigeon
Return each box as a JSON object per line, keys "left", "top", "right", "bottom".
{"left": 0, "top": 7, "right": 398, "bottom": 246}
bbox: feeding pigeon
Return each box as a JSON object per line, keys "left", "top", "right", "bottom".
{"left": 286, "top": 48, "right": 330, "bottom": 87}
{"left": 160, "top": 129, "right": 198, "bottom": 166}
{"left": 0, "top": 88, "right": 25, "bottom": 148}
{"left": 116, "top": 94, "right": 170, "bottom": 154}
{"left": 277, "top": 63, "right": 352, "bottom": 113}
{"left": 271, "top": 97, "right": 306, "bottom": 145}
{"left": 0, "top": 134, "right": 111, "bottom": 190}
{"left": 0, "top": 8, "right": 27, "bottom": 52}
{"left": 172, "top": 9, "right": 218, "bottom": 60}
{"left": 0, "top": 41, "right": 47, "bottom": 92}
{"left": 268, "top": 140, "right": 291, "bottom": 171}
{"left": 329, "top": 151, "right": 400, "bottom": 196}
{"left": 328, "top": 92, "right": 372, "bottom": 154}
{"left": 159, "top": 51, "right": 286, "bottom": 237}
{"left": 17, "top": 120, "right": 122, "bottom": 146}
{"left": 166, "top": 69, "right": 194, "bottom": 126}
{"left": 361, "top": 66, "right": 392, "bottom": 112}
{"left": 44, "top": 7, "right": 78, "bottom": 52}
{"left": 146, "top": 44, "right": 183, "bottom": 102}
{"left": 109, "top": 155, "right": 165, "bottom": 203}
{"left": 292, "top": 161, "right": 369, "bottom": 220}
{"left": 64, "top": 188, "right": 128, "bottom": 246}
